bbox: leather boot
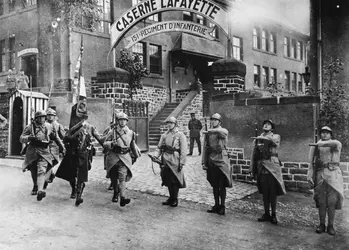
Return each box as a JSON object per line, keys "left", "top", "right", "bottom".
{"left": 70, "top": 181, "right": 76, "bottom": 199}
{"left": 75, "top": 183, "right": 85, "bottom": 206}
{"left": 327, "top": 225, "right": 336, "bottom": 236}
{"left": 112, "top": 191, "right": 119, "bottom": 203}
{"left": 108, "top": 182, "right": 113, "bottom": 190}
{"left": 37, "top": 191, "right": 46, "bottom": 201}
{"left": 120, "top": 196, "right": 130, "bottom": 207}
{"left": 316, "top": 224, "right": 326, "bottom": 234}
{"left": 270, "top": 214, "right": 278, "bottom": 225}
{"left": 217, "top": 205, "right": 225, "bottom": 215}
{"left": 258, "top": 213, "right": 271, "bottom": 222}
{"left": 207, "top": 205, "right": 219, "bottom": 213}
{"left": 43, "top": 181, "right": 49, "bottom": 190}
{"left": 170, "top": 199, "right": 178, "bottom": 207}
{"left": 31, "top": 185, "right": 38, "bottom": 195}
{"left": 162, "top": 198, "right": 172, "bottom": 205}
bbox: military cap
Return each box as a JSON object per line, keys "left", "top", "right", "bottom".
{"left": 263, "top": 119, "right": 275, "bottom": 129}
{"left": 118, "top": 112, "right": 129, "bottom": 121}
{"left": 320, "top": 126, "right": 332, "bottom": 134}
{"left": 165, "top": 116, "right": 177, "bottom": 124}
{"left": 210, "top": 113, "right": 222, "bottom": 121}
{"left": 46, "top": 108, "right": 56, "bottom": 116}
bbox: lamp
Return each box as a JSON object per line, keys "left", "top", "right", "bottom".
{"left": 302, "top": 66, "right": 311, "bottom": 85}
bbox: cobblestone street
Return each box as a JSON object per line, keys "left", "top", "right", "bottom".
{"left": 1, "top": 151, "right": 258, "bottom": 208}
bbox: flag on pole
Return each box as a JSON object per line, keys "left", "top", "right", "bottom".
{"left": 72, "top": 36, "right": 86, "bottom": 105}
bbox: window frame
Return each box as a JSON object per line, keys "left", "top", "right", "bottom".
{"left": 0, "top": 39, "right": 5, "bottom": 72}
{"left": 292, "top": 72, "right": 297, "bottom": 92}
{"left": 149, "top": 44, "right": 162, "bottom": 75}
{"left": 262, "top": 66, "right": 269, "bottom": 88}
{"left": 254, "top": 65, "right": 261, "bottom": 87}
{"left": 270, "top": 68, "right": 277, "bottom": 85}
{"left": 9, "top": 37, "right": 15, "bottom": 70}
{"left": 269, "top": 32, "right": 276, "bottom": 54}
{"left": 232, "top": 36, "right": 243, "bottom": 61}
{"left": 253, "top": 28, "right": 260, "bottom": 49}
{"left": 284, "top": 70, "right": 290, "bottom": 91}
{"left": 131, "top": 42, "right": 147, "bottom": 67}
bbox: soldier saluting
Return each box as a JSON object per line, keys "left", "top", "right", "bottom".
{"left": 156, "top": 116, "right": 187, "bottom": 207}
{"left": 308, "top": 126, "right": 344, "bottom": 235}
{"left": 20, "top": 110, "right": 65, "bottom": 201}
{"left": 103, "top": 112, "right": 141, "bottom": 206}
{"left": 202, "top": 113, "right": 232, "bottom": 215}
{"left": 250, "top": 119, "right": 286, "bottom": 224}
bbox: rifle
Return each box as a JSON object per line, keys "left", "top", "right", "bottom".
{"left": 202, "top": 117, "right": 209, "bottom": 169}
{"left": 251, "top": 122, "right": 259, "bottom": 179}
{"left": 308, "top": 128, "right": 318, "bottom": 188}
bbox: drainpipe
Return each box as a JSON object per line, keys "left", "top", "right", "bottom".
{"left": 317, "top": 0, "right": 322, "bottom": 100}
{"left": 169, "top": 51, "right": 172, "bottom": 103}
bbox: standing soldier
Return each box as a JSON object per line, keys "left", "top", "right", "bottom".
{"left": 202, "top": 113, "right": 232, "bottom": 215}
{"left": 187, "top": 112, "right": 202, "bottom": 156}
{"left": 308, "top": 126, "right": 344, "bottom": 235}
{"left": 103, "top": 112, "right": 141, "bottom": 206}
{"left": 250, "top": 119, "right": 286, "bottom": 224}
{"left": 20, "top": 110, "right": 65, "bottom": 201}
{"left": 156, "top": 116, "right": 187, "bottom": 207}
{"left": 45, "top": 108, "right": 65, "bottom": 186}
{"left": 55, "top": 105, "right": 102, "bottom": 206}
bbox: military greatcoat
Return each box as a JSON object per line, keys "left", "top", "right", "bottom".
{"left": 202, "top": 126, "right": 232, "bottom": 188}
{"left": 103, "top": 125, "right": 141, "bottom": 181}
{"left": 20, "top": 122, "right": 62, "bottom": 171}
{"left": 157, "top": 127, "right": 187, "bottom": 188}
{"left": 48, "top": 120, "right": 65, "bottom": 163}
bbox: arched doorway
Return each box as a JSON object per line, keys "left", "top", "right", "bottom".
{"left": 11, "top": 97, "right": 23, "bottom": 155}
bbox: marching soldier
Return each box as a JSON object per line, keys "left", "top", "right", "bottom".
{"left": 103, "top": 112, "right": 141, "bottom": 206}
{"left": 45, "top": 108, "right": 65, "bottom": 187}
{"left": 20, "top": 110, "right": 65, "bottom": 201}
{"left": 250, "top": 119, "right": 286, "bottom": 224}
{"left": 156, "top": 116, "right": 187, "bottom": 207}
{"left": 202, "top": 113, "right": 232, "bottom": 215}
{"left": 308, "top": 126, "right": 344, "bottom": 235}
{"left": 187, "top": 112, "right": 202, "bottom": 156}
{"left": 56, "top": 104, "right": 102, "bottom": 206}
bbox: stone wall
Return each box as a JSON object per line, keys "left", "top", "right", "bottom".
{"left": 213, "top": 75, "right": 245, "bottom": 94}
{"left": 227, "top": 147, "right": 349, "bottom": 197}
{"left": 91, "top": 82, "right": 168, "bottom": 119}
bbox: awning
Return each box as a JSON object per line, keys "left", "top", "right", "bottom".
{"left": 171, "top": 33, "right": 225, "bottom": 60}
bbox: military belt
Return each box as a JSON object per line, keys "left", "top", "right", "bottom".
{"left": 316, "top": 162, "right": 340, "bottom": 171}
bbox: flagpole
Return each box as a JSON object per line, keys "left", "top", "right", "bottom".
{"left": 77, "top": 34, "right": 84, "bottom": 103}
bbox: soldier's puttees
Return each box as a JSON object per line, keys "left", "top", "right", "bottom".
{"left": 55, "top": 101, "right": 102, "bottom": 206}
{"left": 44, "top": 108, "right": 66, "bottom": 189}
{"left": 308, "top": 126, "right": 344, "bottom": 235}
{"left": 156, "top": 116, "right": 187, "bottom": 207}
{"left": 249, "top": 119, "right": 286, "bottom": 224}
{"left": 202, "top": 113, "right": 232, "bottom": 215}
{"left": 20, "top": 110, "right": 65, "bottom": 201}
{"left": 103, "top": 112, "right": 141, "bottom": 206}
{"left": 187, "top": 112, "right": 203, "bottom": 156}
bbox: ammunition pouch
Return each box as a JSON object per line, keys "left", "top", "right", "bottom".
{"left": 30, "top": 139, "right": 50, "bottom": 148}
{"left": 160, "top": 145, "right": 180, "bottom": 154}
{"left": 112, "top": 144, "right": 130, "bottom": 154}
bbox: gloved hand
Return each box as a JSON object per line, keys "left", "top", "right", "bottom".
{"left": 202, "top": 163, "right": 207, "bottom": 171}
{"left": 28, "top": 135, "right": 36, "bottom": 141}
{"left": 178, "top": 164, "right": 184, "bottom": 172}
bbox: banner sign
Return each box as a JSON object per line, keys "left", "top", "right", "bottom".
{"left": 124, "top": 21, "right": 217, "bottom": 49}
{"left": 110, "top": 0, "right": 228, "bottom": 49}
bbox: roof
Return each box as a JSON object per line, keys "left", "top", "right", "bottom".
{"left": 12, "top": 90, "right": 49, "bottom": 99}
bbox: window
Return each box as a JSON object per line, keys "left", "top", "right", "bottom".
{"left": 131, "top": 42, "right": 146, "bottom": 66}
{"left": 208, "top": 22, "right": 219, "bottom": 39}
{"left": 9, "top": 37, "right": 15, "bottom": 70}
{"left": 232, "top": 36, "right": 243, "bottom": 61}
{"left": 261, "top": 30, "right": 268, "bottom": 51}
{"left": 94, "top": 0, "right": 111, "bottom": 33}
{"left": 292, "top": 72, "right": 297, "bottom": 92}
{"left": 0, "top": 0, "right": 4, "bottom": 15}
{"left": 9, "top": 0, "right": 15, "bottom": 12}
{"left": 254, "top": 65, "right": 260, "bottom": 87}
{"left": 196, "top": 14, "right": 204, "bottom": 25}
{"left": 298, "top": 73, "right": 303, "bottom": 92}
{"left": 284, "top": 37, "right": 290, "bottom": 57}
{"left": 253, "top": 28, "right": 260, "bottom": 49}
{"left": 291, "top": 39, "right": 297, "bottom": 58}
{"left": 149, "top": 44, "right": 161, "bottom": 75}
{"left": 23, "top": 0, "right": 37, "bottom": 7}
{"left": 0, "top": 40, "right": 5, "bottom": 72}
{"left": 297, "top": 41, "right": 303, "bottom": 60}
{"left": 183, "top": 11, "right": 193, "bottom": 21}
{"left": 270, "top": 68, "right": 277, "bottom": 85}
{"left": 269, "top": 32, "right": 276, "bottom": 53}
{"left": 262, "top": 67, "right": 269, "bottom": 88}
{"left": 284, "top": 71, "right": 290, "bottom": 91}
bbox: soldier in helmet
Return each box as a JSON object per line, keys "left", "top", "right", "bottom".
{"left": 308, "top": 126, "right": 344, "bottom": 235}
{"left": 202, "top": 113, "right": 232, "bottom": 215}
{"left": 156, "top": 116, "right": 187, "bottom": 207}
{"left": 103, "top": 112, "right": 141, "bottom": 206}
{"left": 20, "top": 110, "right": 65, "bottom": 201}
{"left": 250, "top": 119, "right": 286, "bottom": 224}
{"left": 56, "top": 102, "right": 102, "bottom": 206}
{"left": 45, "top": 108, "right": 65, "bottom": 186}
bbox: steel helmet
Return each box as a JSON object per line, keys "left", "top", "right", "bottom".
{"left": 263, "top": 119, "right": 275, "bottom": 129}
{"left": 165, "top": 116, "right": 177, "bottom": 124}
{"left": 35, "top": 110, "right": 47, "bottom": 118}
{"left": 320, "top": 126, "right": 332, "bottom": 134}
{"left": 117, "top": 112, "right": 128, "bottom": 121}
{"left": 46, "top": 108, "right": 56, "bottom": 116}
{"left": 210, "top": 113, "right": 222, "bottom": 121}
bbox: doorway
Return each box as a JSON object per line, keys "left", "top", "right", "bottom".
{"left": 11, "top": 97, "right": 23, "bottom": 155}
{"left": 21, "top": 54, "right": 37, "bottom": 88}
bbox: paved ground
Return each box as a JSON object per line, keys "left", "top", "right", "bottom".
{"left": 1, "top": 152, "right": 257, "bottom": 207}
